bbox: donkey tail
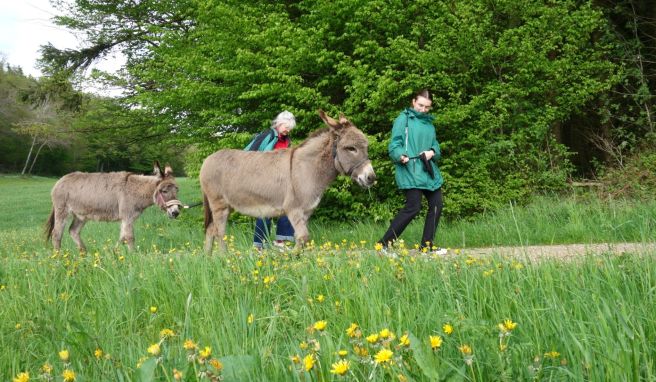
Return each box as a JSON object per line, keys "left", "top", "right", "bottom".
{"left": 203, "top": 194, "right": 213, "bottom": 231}
{"left": 45, "top": 209, "right": 55, "bottom": 242}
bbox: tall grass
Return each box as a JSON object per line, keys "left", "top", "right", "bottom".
{"left": 1, "top": 175, "right": 655, "bottom": 381}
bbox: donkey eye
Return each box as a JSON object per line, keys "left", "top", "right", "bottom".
{"left": 345, "top": 146, "right": 357, "bottom": 153}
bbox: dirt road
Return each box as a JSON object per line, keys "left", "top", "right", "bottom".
{"left": 459, "top": 242, "right": 656, "bottom": 262}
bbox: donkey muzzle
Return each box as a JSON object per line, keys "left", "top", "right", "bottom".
{"left": 165, "top": 199, "right": 182, "bottom": 219}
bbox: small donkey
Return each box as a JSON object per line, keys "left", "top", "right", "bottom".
{"left": 45, "top": 162, "right": 181, "bottom": 251}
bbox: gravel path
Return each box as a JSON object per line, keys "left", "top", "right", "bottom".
{"left": 459, "top": 242, "right": 656, "bottom": 262}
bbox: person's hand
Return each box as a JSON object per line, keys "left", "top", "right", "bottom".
{"left": 400, "top": 155, "right": 409, "bottom": 164}
{"left": 422, "top": 150, "right": 434, "bottom": 161}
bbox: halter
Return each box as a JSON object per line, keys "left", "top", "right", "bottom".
{"left": 156, "top": 189, "right": 182, "bottom": 210}
{"left": 331, "top": 137, "right": 369, "bottom": 176}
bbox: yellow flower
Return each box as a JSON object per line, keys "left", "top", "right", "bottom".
{"left": 544, "top": 350, "right": 561, "bottom": 359}
{"left": 150, "top": 306, "right": 158, "bottom": 314}
{"left": 338, "top": 349, "right": 348, "bottom": 357}
{"left": 346, "top": 323, "right": 359, "bottom": 338}
{"left": 160, "top": 328, "right": 175, "bottom": 339}
{"left": 147, "top": 343, "right": 161, "bottom": 356}
{"left": 374, "top": 348, "right": 394, "bottom": 364}
{"left": 94, "top": 348, "right": 103, "bottom": 359}
{"left": 247, "top": 313, "right": 254, "bottom": 324}
{"left": 173, "top": 368, "right": 183, "bottom": 380}
{"left": 13, "top": 372, "right": 29, "bottom": 382}
{"left": 374, "top": 242, "right": 384, "bottom": 251}
{"left": 379, "top": 328, "right": 394, "bottom": 339}
{"left": 353, "top": 345, "right": 369, "bottom": 357}
{"left": 62, "top": 369, "right": 76, "bottom": 382}
{"left": 316, "top": 294, "right": 325, "bottom": 303}
{"left": 330, "top": 359, "right": 350, "bottom": 375}
{"left": 15, "top": 323, "right": 21, "bottom": 330}
{"left": 459, "top": 344, "right": 473, "bottom": 355}
{"left": 399, "top": 333, "right": 410, "bottom": 347}
{"left": 291, "top": 354, "right": 301, "bottom": 364}
{"left": 41, "top": 363, "right": 53, "bottom": 374}
{"left": 263, "top": 275, "right": 275, "bottom": 285}
{"left": 303, "top": 354, "right": 315, "bottom": 371}
{"left": 499, "top": 319, "right": 518, "bottom": 332}
{"left": 443, "top": 323, "right": 454, "bottom": 335}
{"left": 183, "top": 339, "right": 197, "bottom": 350}
{"left": 429, "top": 335, "right": 443, "bottom": 350}
{"left": 59, "top": 349, "right": 70, "bottom": 362}
{"left": 209, "top": 358, "right": 223, "bottom": 371}
{"left": 300, "top": 341, "right": 308, "bottom": 350}
{"left": 398, "top": 374, "right": 408, "bottom": 382}
{"left": 199, "top": 346, "right": 212, "bottom": 360}
{"left": 366, "top": 333, "right": 379, "bottom": 344}
{"left": 313, "top": 320, "right": 328, "bottom": 331}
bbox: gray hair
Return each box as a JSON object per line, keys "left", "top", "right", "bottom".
{"left": 271, "top": 110, "right": 296, "bottom": 130}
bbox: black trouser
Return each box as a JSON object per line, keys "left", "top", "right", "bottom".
{"left": 379, "top": 188, "right": 443, "bottom": 249}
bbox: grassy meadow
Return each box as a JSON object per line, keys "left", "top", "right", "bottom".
{"left": 1, "top": 175, "right": 656, "bottom": 381}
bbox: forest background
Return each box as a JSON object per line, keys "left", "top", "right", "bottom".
{"left": 1, "top": 0, "right": 654, "bottom": 223}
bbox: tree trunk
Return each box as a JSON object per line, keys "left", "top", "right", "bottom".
{"left": 21, "top": 136, "right": 36, "bottom": 175}
{"left": 28, "top": 141, "right": 48, "bottom": 174}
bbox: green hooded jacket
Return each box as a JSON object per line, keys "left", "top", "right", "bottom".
{"left": 388, "top": 108, "right": 444, "bottom": 190}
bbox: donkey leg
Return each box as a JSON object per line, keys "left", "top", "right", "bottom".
{"left": 118, "top": 219, "right": 136, "bottom": 251}
{"left": 69, "top": 216, "right": 87, "bottom": 253}
{"left": 206, "top": 206, "right": 230, "bottom": 254}
{"left": 52, "top": 209, "right": 68, "bottom": 250}
{"left": 287, "top": 211, "right": 310, "bottom": 250}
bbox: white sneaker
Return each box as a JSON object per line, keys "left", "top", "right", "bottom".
{"left": 273, "top": 240, "right": 288, "bottom": 251}
{"left": 432, "top": 248, "right": 448, "bottom": 256}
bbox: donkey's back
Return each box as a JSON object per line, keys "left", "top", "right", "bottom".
{"left": 52, "top": 171, "right": 134, "bottom": 221}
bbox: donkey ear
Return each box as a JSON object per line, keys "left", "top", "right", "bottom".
{"left": 164, "top": 164, "right": 174, "bottom": 177}
{"left": 153, "top": 161, "right": 164, "bottom": 178}
{"left": 338, "top": 113, "right": 353, "bottom": 127}
{"left": 318, "top": 109, "right": 341, "bottom": 130}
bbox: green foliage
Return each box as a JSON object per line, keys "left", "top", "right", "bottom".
{"left": 42, "top": 0, "right": 642, "bottom": 220}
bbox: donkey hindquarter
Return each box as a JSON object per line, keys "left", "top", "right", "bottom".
{"left": 200, "top": 109, "right": 376, "bottom": 254}
{"left": 45, "top": 164, "right": 181, "bottom": 252}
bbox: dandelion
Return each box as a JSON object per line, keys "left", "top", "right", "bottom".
{"left": 209, "top": 358, "right": 223, "bottom": 371}
{"left": 374, "top": 348, "right": 394, "bottom": 364}
{"left": 300, "top": 341, "right": 308, "bottom": 350}
{"left": 313, "top": 320, "right": 328, "bottom": 331}
{"left": 398, "top": 333, "right": 410, "bottom": 347}
{"left": 291, "top": 354, "right": 301, "bottom": 364}
{"left": 443, "top": 323, "right": 454, "bottom": 335}
{"left": 398, "top": 374, "right": 409, "bottom": 382}
{"left": 147, "top": 343, "right": 161, "bottom": 356}
{"left": 41, "top": 363, "right": 53, "bottom": 374}
{"left": 499, "top": 319, "right": 518, "bottom": 333}
{"left": 374, "top": 242, "right": 384, "bottom": 251}
{"left": 15, "top": 323, "right": 21, "bottom": 330}
{"left": 353, "top": 345, "right": 369, "bottom": 357}
{"left": 183, "top": 339, "right": 197, "bottom": 350}
{"left": 150, "top": 306, "right": 157, "bottom": 314}
{"left": 173, "top": 369, "right": 183, "bottom": 380}
{"left": 59, "top": 349, "right": 70, "bottom": 362}
{"left": 13, "top": 372, "right": 29, "bottom": 382}
{"left": 62, "top": 369, "right": 76, "bottom": 382}
{"left": 379, "top": 328, "right": 394, "bottom": 339}
{"left": 199, "top": 346, "right": 212, "bottom": 360}
{"left": 459, "top": 344, "right": 473, "bottom": 355}
{"left": 247, "top": 313, "right": 254, "bottom": 324}
{"left": 330, "top": 359, "right": 350, "bottom": 375}
{"left": 263, "top": 275, "right": 275, "bottom": 285}
{"left": 366, "top": 333, "right": 379, "bottom": 344}
{"left": 316, "top": 294, "right": 325, "bottom": 303}
{"left": 338, "top": 350, "right": 348, "bottom": 357}
{"left": 429, "top": 335, "right": 443, "bottom": 350}
{"left": 346, "top": 323, "right": 359, "bottom": 338}
{"left": 94, "top": 348, "right": 104, "bottom": 359}
{"left": 160, "top": 328, "right": 175, "bottom": 339}
{"left": 544, "top": 350, "right": 561, "bottom": 359}
{"left": 303, "top": 354, "right": 315, "bottom": 371}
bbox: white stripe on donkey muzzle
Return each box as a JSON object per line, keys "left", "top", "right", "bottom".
{"left": 165, "top": 199, "right": 182, "bottom": 218}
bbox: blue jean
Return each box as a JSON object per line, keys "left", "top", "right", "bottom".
{"left": 253, "top": 216, "right": 295, "bottom": 248}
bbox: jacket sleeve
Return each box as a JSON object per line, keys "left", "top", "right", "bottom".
{"left": 388, "top": 114, "right": 407, "bottom": 163}
{"left": 430, "top": 138, "right": 441, "bottom": 162}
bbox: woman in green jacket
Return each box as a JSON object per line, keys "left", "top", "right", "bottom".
{"left": 378, "top": 89, "right": 446, "bottom": 254}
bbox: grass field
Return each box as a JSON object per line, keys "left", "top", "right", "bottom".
{"left": 1, "top": 175, "right": 655, "bottom": 381}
